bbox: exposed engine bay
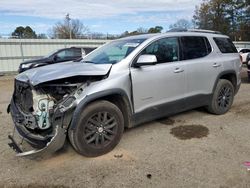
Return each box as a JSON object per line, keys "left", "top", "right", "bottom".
{"left": 14, "top": 76, "right": 101, "bottom": 132}
{"left": 32, "top": 82, "right": 81, "bottom": 130}
{"left": 31, "top": 91, "right": 54, "bottom": 130}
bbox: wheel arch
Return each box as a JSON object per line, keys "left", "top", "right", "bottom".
{"left": 69, "top": 89, "right": 133, "bottom": 131}
{"left": 213, "top": 70, "right": 237, "bottom": 93}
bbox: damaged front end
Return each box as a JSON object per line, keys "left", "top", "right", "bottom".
{"left": 7, "top": 77, "right": 86, "bottom": 157}
{"left": 7, "top": 63, "right": 112, "bottom": 157}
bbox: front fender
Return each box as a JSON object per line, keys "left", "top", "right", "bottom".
{"left": 69, "top": 88, "right": 132, "bottom": 130}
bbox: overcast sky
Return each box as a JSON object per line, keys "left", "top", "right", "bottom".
{"left": 0, "top": 0, "right": 201, "bottom": 35}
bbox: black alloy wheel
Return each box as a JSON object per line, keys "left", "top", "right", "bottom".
{"left": 207, "top": 79, "right": 234, "bottom": 115}
{"left": 217, "top": 86, "right": 233, "bottom": 111}
{"left": 69, "top": 100, "right": 124, "bottom": 157}
{"left": 84, "top": 111, "right": 118, "bottom": 148}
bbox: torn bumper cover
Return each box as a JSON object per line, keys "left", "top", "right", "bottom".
{"left": 7, "top": 98, "right": 67, "bottom": 157}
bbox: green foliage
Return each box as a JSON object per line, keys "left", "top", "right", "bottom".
{"left": 11, "top": 26, "right": 37, "bottom": 39}
{"left": 148, "top": 26, "right": 163, "bottom": 33}
{"left": 193, "top": 0, "right": 250, "bottom": 40}
{"left": 121, "top": 26, "right": 164, "bottom": 37}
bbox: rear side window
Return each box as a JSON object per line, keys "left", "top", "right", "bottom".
{"left": 72, "top": 48, "right": 82, "bottom": 57}
{"left": 181, "top": 36, "right": 212, "bottom": 60}
{"left": 213, "top": 37, "right": 237, "bottom": 53}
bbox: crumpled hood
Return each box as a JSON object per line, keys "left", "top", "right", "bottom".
{"left": 16, "top": 61, "right": 112, "bottom": 86}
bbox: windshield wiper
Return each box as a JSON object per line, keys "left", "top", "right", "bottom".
{"left": 82, "top": 61, "right": 96, "bottom": 64}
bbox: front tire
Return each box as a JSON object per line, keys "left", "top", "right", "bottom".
{"left": 69, "top": 100, "right": 124, "bottom": 157}
{"left": 207, "top": 79, "right": 234, "bottom": 115}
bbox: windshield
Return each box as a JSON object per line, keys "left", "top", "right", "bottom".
{"left": 82, "top": 38, "right": 146, "bottom": 64}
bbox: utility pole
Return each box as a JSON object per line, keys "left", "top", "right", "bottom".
{"left": 66, "top": 13, "right": 72, "bottom": 39}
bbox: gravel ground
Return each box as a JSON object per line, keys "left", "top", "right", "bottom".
{"left": 0, "top": 70, "right": 250, "bottom": 188}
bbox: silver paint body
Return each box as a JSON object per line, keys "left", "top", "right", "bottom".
{"left": 16, "top": 32, "right": 241, "bottom": 115}
{"left": 11, "top": 32, "right": 241, "bottom": 157}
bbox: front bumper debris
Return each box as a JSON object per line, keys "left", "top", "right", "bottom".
{"left": 7, "top": 98, "right": 67, "bottom": 157}
{"left": 8, "top": 125, "right": 66, "bottom": 157}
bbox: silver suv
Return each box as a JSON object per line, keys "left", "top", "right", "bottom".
{"left": 8, "top": 30, "right": 241, "bottom": 157}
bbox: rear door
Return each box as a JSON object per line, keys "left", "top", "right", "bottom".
{"left": 180, "top": 36, "right": 222, "bottom": 104}
{"left": 130, "top": 37, "right": 186, "bottom": 113}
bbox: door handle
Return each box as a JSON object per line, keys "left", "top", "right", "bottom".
{"left": 213, "top": 63, "right": 221, "bottom": 68}
{"left": 174, "top": 68, "right": 184, "bottom": 73}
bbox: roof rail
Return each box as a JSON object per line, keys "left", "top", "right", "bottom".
{"left": 167, "top": 28, "right": 187, "bottom": 32}
{"left": 167, "top": 28, "right": 222, "bottom": 34}
{"left": 187, "top": 29, "right": 222, "bottom": 34}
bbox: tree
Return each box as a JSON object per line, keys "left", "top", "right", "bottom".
{"left": 51, "top": 14, "right": 89, "bottom": 39}
{"left": 11, "top": 26, "right": 37, "bottom": 38}
{"left": 120, "top": 26, "right": 163, "bottom": 37}
{"left": 169, "top": 19, "right": 193, "bottom": 29}
{"left": 120, "top": 27, "right": 148, "bottom": 37}
{"left": 137, "top": 27, "right": 148, "bottom": 34}
{"left": 148, "top": 26, "right": 163, "bottom": 33}
{"left": 193, "top": 0, "right": 250, "bottom": 40}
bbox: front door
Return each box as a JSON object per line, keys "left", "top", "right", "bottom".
{"left": 130, "top": 37, "right": 186, "bottom": 114}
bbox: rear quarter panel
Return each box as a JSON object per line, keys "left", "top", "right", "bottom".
{"left": 221, "top": 53, "right": 242, "bottom": 86}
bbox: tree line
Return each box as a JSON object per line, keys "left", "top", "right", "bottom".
{"left": 9, "top": 0, "right": 250, "bottom": 41}
{"left": 193, "top": 0, "right": 250, "bottom": 41}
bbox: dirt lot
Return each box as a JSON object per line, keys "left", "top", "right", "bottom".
{"left": 0, "top": 70, "right": 250, "bottom": 188}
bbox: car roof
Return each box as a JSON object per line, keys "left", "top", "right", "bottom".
{"left": 120, "top": 31, "right": 228, "bottom": 41}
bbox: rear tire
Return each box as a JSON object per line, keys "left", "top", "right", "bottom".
{"left": 69, "top": 100, "right": 124, "bottom": 157}
{"left": 207, "top": 79, "right": 234, "bottom": 115}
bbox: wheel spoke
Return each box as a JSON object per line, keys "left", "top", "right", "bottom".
{"left": 104, "top": 134, "right": 112, "bottom": 141}
{"left": 86, "top": 124, "right": 96, "bottom": 131}
{"left": 226, "top": 90, "right": 232, "bottom": 97}
{"left": 217, "top": 97, "right": 222, "bottom": 103}
{"left": 98, "top": 112, "right": 102, "bottom": 122}
{"left": 104, "top": 117, "right": 115, "bottom": 126}
{"left": 225, "top": 99, "right": 229, "bottom": 105}
{"left": 224, "top": 88, "right": 230, "bottom": 96}
{"left": 103, "top": 112, "right": 108, "bottom": 122}
{"left": 95, "top": 135, "right": 99, "bottom": 146}
{"left": 84, "top": 130, "right": 96, "bottom": 138}
{"left": 218, "top": 95, "right": 223, "bottom": 100}
{"left": 89, "top": 118, "right": 99, "bottom": 127}
{"left": 105, "top": 129, "right": 115, "bottom": 135}
{"left": 219, "top": 89, "right": 224, "bottom": 96}
{"left": 101, "top": 134, "right": 105, "bottom": 145}
{"left": 86, "top": 134, "right": 98, "bottom": 144}
{"left": 220, "top": 100, "right": 224, "bottom": 107}
{"left": 105, "top": 122, "right": 117, "bottom": 130}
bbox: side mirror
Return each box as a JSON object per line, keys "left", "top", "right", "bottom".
{"left": 136, "top": 54, "right": 157, "bottom": 67}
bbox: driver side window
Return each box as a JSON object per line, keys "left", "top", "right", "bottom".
{"left": 142, "top": 37, "right": 179, "bottom": 64}
{"left": 56, "top": 50, "right": 67, "bottom": 60}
